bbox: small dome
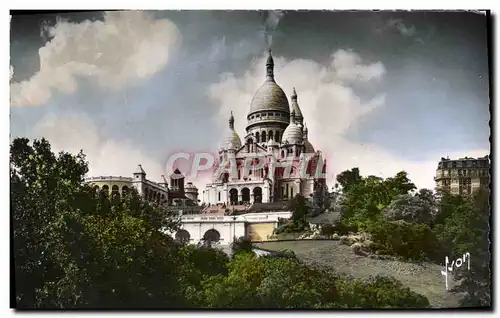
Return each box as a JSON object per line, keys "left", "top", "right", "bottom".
{"left": 221, "top": 129, "right": 242, "bottom": 150}
{"left": 249, "top": 80, "right": 290, "bottom": 114}
{"left": 282, "top": 122, "right": 303, "bottom": 145}
{"left": 304, "top": 140, "right": 315, "bottom": 153}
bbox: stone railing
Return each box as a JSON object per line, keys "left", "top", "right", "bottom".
{"left": 85, "top": 176, "right": 133, "bottom": 182}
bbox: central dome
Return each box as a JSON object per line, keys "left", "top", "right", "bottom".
{"left": 249, "top": 80, "right": 290, "bottom": 114}
{"left": 248, "top": 50, "right": 290, "bottom": 115}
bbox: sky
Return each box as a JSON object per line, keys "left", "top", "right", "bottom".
{"left": 9, "top": 10, "right": 491, "bottom": 191}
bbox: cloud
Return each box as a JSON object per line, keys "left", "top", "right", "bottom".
{"left": 10, "top": 11, "right": 180, "bottom": 108}
{"left": 264, "top": 10, "right": 285, "bottom": 47}
{"left": 387, "top": 18, "right": 417, "bottom": 37}
{"left": 33, "top": 113, "right": 165, "bottom": 182}
{"left": 206, "top": 50, "right": 487, "bottom": 190}
{"left": 332, "top": 49, "right": 386, "bottom": 82}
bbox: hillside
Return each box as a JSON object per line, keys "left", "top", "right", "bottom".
{"left": 254, "top": 240, "right": 463, "bottom": 308}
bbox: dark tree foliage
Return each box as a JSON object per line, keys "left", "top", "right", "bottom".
{"left": 11, "top": 138, "right": 183, "bottom": 308}
{"left": 439, "top": 188, "right": 491, "bottom": 307}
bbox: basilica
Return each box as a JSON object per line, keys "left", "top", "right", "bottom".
{"left": 202, "top": 50, "right": 327, "bottom": 205}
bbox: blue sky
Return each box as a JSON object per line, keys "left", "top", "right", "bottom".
{"left": 10, "top": 10, "right": 490, "bottom": 190}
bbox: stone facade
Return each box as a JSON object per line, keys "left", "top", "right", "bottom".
{"left": 435, "top": 155, "right": 490, "bottom": 195}
{"left": 171, "top": 211, "right": 292, "bottom": 245}
{"left": 85, "top": 165, "right": 201, "bottom": 214}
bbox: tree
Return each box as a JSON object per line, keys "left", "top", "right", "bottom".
{"left": 336, "top": 168, "right": 362, "bottom": 192}
{"left": 290, "top": 194, "right": 308, "bottom": 223}
{"left": 11, "top": 138, "right": 183, "bottom": 308}
{"left": 336, "top": 169, "right": 417, "bottom": 230}
{"left": 443, "top": 188, "right": 491, "bottom": 307}
{"left": 381, "top": 193, "right": 435, "bottom": 225}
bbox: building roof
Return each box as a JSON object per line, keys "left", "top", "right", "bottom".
{"left": 248, "top": 50, "right": 290, "bottom": 115}
{"left": 304, "top": 139, "right": 315, "bottom": 153}
{"left": 221, "top": 129, "right": 242, "bottom": 150}
{"left": 221, "top": 111, "right": 242, "bottom": 150}
{"left": 249, "top": 80, "right": 290, "bottom": 114}
{"left": 282, "top": 121, "right": 303, "bottom": 145}
{"left": 134, "top": 164, "right": 146, "bottom": 175}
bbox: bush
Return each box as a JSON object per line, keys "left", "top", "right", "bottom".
{"left": 262, "top": 249, "right": 298, "bottom": 260}
{"left": 366, "top": 220, "right": 441, "bottom": 262}
{"left": 336, "top": 275, "right": 430, "bottom": 308}
{"left": 332, "top": 221, "right": 359, "bottom": 236}
{"left": 320, "top": 224, "right": 335, "bottom": 236}
{"left": 274, "top": 220, "right": 309, "bottom": 234}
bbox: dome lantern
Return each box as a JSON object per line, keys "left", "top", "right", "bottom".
{"left": 266, "top": 49, "right": 274, "bottom": 81}
{"left": 229, "top": 111, "right": 234, "bottom": 129}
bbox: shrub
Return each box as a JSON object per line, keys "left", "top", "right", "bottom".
{"left": 336, "top": 275, "right": 430, "bottom": 308}
{"left": 320, "top": 223, "right": 335, "bottom": 236}
{"left": 366, "top": 220, "right": 441, "bottom": 261}
{"left": 274, "top": 220, "right": 309, "bottom": 234}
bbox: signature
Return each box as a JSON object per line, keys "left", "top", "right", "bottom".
{"left": 441, "top": 252, "right": 470, "bottom": 291}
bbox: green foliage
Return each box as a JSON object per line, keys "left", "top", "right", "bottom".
{"left": 436, "top": 188, "right": 491, "bottom": 307}
{"left": 12, "top": 138, "right": 182, "bottom": 308}
{"left": 198, "top": 253, "right": 429, "bottom": 309}
{"left": 335, "top": 275, "right": 430, "bottom": 308}
{"left": 382, "top": 192, "right": 435, "bottom": 225}
{"left": 262, "top": 249, "right": 298, "bottom": 260}
{"left": 337, "top": 170, "right": 416, "bottom": 230}
{"left": 290, "top": 194, "right": 309, "bottom": 222}
{"left": 275, "top": 195, "right": 310, "bottom": 234}
{"left": 367, "top": 220, "right": 441, "bottom": 262}
{"left": 274, "top": 220, "right": 309, "bottom": 234}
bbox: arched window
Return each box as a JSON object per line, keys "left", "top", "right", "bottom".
{"left": 275, "top": 131, "right": 280, "bottom": 143}
{"left": 281, "top": 150, "right": 285, "bottom": 158}
{"left": 269, "top": 131, "right": 274, "bottom": 141}
{"left": 111, "top": 185, "right": 120, "bottom": 199}
{"left": 102, "top": 185, "right": 109, "bottom": 196}
{"left": 122, "top": 186, "right": 129, "bottom": 196}
{"left": 262, "top": 131, "right": 267, "bottom": 142}
{"left": 255, "top": 132, "right": 260, "bottom": 143}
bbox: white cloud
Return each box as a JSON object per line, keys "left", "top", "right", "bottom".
{"left": 332, "top": 49, "right": 386, "bottom": 82}
{"left": 387, "top": 18, "right": 417, "bottom": 37}
{"left": 33, "top": 113, "right": 165, "bottom": 183}
{"left": 207, "top": 50, "right": 488, "bottom": 190}
{"left": 10, "top": 11, "right": 180, "bottom": 108}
